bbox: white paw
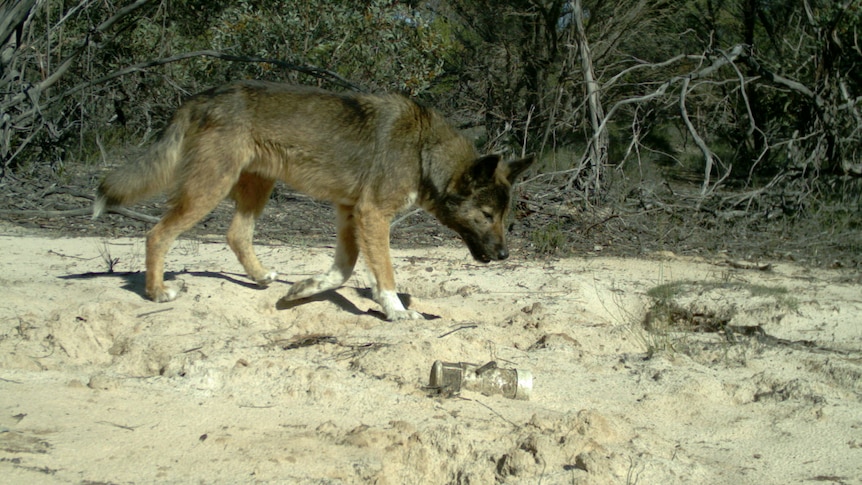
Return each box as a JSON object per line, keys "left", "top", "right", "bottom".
{"left": 256, "top": 271, "right": 279, "bottom": 287}
{"left": 152, "top": 281, "right": 184, "bottom": 302}
{"left": 377, "top": 290, "right": 422, "bottom": 321}
{"left": 386, "top": 309, "right": 423, "bottom": 321}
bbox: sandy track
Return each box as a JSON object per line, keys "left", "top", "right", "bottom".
{"left": 1, "top": 228, "right": 860, "bottom": 484}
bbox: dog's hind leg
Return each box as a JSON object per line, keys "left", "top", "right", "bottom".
{"left": 146, "top": 173, "right": 237, "bottom": 302}
{"left": 281, "top": 204, "right": 359, "bottom": 301}
{"left": 227, "top": 172, "right": 277, "bottom": 286}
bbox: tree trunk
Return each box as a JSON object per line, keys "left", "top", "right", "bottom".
{"left": 573, "top": 0, "right": 607, "bottom": 197}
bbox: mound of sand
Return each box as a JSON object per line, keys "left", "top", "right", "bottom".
{"left": 1, "top": 226, "right": 860, "bottom": 484}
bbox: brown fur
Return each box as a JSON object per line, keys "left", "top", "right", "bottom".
{"left": 94, "top": 81, "right": 534, "bottom": 320}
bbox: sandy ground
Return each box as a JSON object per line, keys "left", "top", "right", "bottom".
{"left": 1, "top": 224, "right": 861, "bottom": 484}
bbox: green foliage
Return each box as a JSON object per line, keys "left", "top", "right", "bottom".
{"left": 1, "top": 0, "right": 461, "bottom": 174}
{"left": 194, "top": 0, "right": 454, "bottom": 94}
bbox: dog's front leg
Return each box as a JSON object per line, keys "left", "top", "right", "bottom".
{"left": 282, "top": 204, "right": 358, "bottom": 301}
{"left": 355, "top": 206, "right": 422, "bottom": 321}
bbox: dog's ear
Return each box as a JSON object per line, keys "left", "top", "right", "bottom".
{"left": 466, "top": 154, "right": 502, "bottom": 186}
{"left": 502, "top": 154, "right": 535, "bottom": 183}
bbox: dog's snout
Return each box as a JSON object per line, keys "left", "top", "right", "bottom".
{"left": 497, "top": 248, "right": 509, "bottom": 260}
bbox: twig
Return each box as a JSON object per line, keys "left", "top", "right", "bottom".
{"left": 458, "top": 396, "right": 520, "bottom": 429}
{"left": 583, "top": 44, "right": 748, "bottom": 196}
{"left": 96, "top": 421, "right": 139, "bottom": 431}
{"left": 437, "top": 324, "right": 478, "bottom": 338}
{"left": 48, "top": 250, "right": 97, "bottom": 260}
{"left": 2, "top": 0, "right": 153, "bottom": 117}
{"left": 521, "top": 104, "right": 534, "bottom": 158}
{"left": 136, "top": 307, "right": 174, "bottom": 318}
{"left": 583, "top": 214, "right": 621, "bottom": 235}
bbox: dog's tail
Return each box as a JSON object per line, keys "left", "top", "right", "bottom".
{"left": 93, "top": 108, "right": 191, "bottom": 219}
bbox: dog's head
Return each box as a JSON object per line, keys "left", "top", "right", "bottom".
{"left": 438, "top": 154, "right": 534, "bottom": 263}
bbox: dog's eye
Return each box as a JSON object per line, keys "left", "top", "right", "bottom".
{"left": 481, "top": 211, "right": 494, "bottom": 223}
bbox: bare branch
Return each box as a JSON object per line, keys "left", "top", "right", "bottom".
{"left": 581, "top": 44, "right": 749, "bottom": 195}
{"left": 722, "top": 50, "right": 756, "bottom": 138}
{"left": 572, "top": 0, "right": 607, "bottom": 196}
{"left": 743, "top": 56, "right": 827, "bottom": 113}
{"left": 602, "top": 54, "right": 692, "bottom": 90}
{"left": 95, "top": 0, "right": 152, "bottom": 34}
{"left": 679, "top": 76, "right": 717, "bottom": 194}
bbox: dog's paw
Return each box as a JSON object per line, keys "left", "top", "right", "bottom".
{"left": 283, "top": 278, "right": 321, "bottom": 301}
{"left": 255, "top": 271, "right": 279, "bottom": 287}
{"left": 386, "top": 309, "right": 423, "bottom": 321}
{"left": 149, "top": 281, "right": 185, "bottom": 302}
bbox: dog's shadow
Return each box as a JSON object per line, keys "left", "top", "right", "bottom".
{"left": 277, "top": 287, "right": 438, "bottom": 320}
{"left": 60, "top": 270, "right": 436, "bottom": 320}
{"left": 275, "top": 290, "right": 368, "bottom": 317}
{"left": 59, "top": 270, "right": 259, "bottom": 297}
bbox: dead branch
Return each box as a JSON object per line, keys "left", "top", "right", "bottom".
{"left": 679, "top": 76, "right": 717, "bottom": 194}
{"left": 743, "top": 56, "right": 827, "bottom": 114}
{"left": 572, "top": 0, "right": 607, "bottom": 196}
{"left": 582, "top": 44, "right": 748, "bottom": 196}
{"left": 0, "top": 207, "right": 159, "bottom": 223}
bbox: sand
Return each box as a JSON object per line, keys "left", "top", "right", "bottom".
{"left": 1, "top": 225, "right": 860, "bottom": 484}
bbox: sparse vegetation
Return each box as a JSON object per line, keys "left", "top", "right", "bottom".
{"left": 639, "top": 279, "right": 799, "bottom": 360}
{"left": 530, "top": 222, "right": 568, "bottom": 256}
{"left": 98, "top": 241, "right": 120, "bottom": 273}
